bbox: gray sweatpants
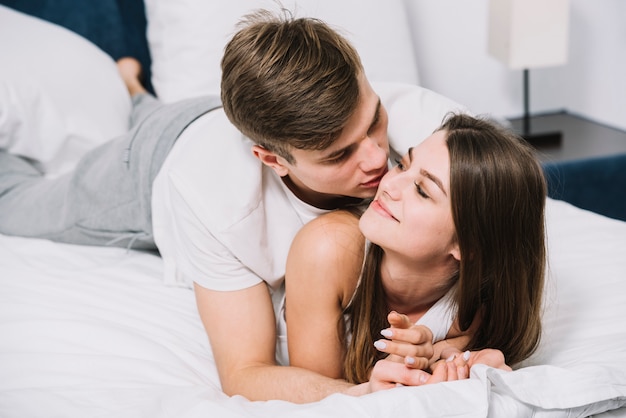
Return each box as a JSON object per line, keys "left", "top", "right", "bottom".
{"left": 0, "top": 94, "right": 222, "bottom": 250}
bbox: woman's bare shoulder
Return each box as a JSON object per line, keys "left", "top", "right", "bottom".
{"left": 287, "top": 210, "right": 365, "bottom": 291}
{"left": 293, "top": 210, "right": 364, "bottom": 256}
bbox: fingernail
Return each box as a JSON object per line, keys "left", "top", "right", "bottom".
{"left": 374, "top": 340, "right": 387, "bottom": 350}
{"left": 463, "top": 350, "right": 471, "bottom": 361}
{"left": 446, "top": 354, "right": 456, "bottom": 362}
{"left": 419, "top": 373, "right": 428, "bottom": 384}
{"left": 380, "top": 328, "right": 393, "bottom": 338}
{"left": 406, "top": 357, "right": 415, "bottom": 365}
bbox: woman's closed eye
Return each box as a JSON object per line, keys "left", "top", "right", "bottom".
{"left": 395, "top": 158, "right": 429, "bottom": 198}
{"left": 415, "top": 182, "right": 430, "bottom": 199}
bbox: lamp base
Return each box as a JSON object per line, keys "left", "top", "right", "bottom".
{"left": 522, "top": 131, "right": 563, "bottom": 148}
{"left": 519, "top": 69, "right": 563, "bottom": 148}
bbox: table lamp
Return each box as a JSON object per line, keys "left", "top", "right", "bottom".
{"left": 488, "top": 0, "right": 570, "bottom": 146}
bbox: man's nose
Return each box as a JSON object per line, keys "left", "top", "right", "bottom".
{"left": 359, "top": 136, "right": 388, "bottom": 172}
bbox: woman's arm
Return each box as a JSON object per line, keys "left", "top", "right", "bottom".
{"left": 285, "top": 210, "right": 365, "bottom": 378}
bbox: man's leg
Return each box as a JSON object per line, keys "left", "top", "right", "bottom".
{"left": 0, "top": 144, "right": 156, "bottom": 248}
{"left": 0, "top": 58, "right": 160, "bottom": 248}
{"left": 0, "top": 59, "right": 221, "bottom": 249}
{"left": 117, "top": 57, "right": 162, "bottom": 128}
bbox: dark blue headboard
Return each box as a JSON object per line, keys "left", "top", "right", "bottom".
{"left": 0, "top": 0, "right": 153, "bottom": 93}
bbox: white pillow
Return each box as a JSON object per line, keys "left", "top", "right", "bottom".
{"left": 373, "top": 81, "right": 469, "bottom": 150}
{"left": 0, "top": 5, "right": 131, "bottom": 177}
{"left": 144, "top": 0, "right": 419, "bottom": 103}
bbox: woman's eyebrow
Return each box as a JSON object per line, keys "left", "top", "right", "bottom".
{"left": 409, "top": 148, "right": 447, "bottom": 196}
{"left": 420, "top": 169, "right": 447, "bottom": 196}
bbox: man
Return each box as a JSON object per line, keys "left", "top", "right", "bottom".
{"left": 0, "top": 10, "right": 467, "bottom": 402}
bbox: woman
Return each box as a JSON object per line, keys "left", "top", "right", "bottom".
{"left": 284, "top": 113, "right": 547, "bottom": 383}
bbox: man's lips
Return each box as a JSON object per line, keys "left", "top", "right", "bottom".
{"left": 361, "top": 169, "right": 388, "bottom": 188}
{"left": 370, "top": 199, "right": 398, "bottom": 221}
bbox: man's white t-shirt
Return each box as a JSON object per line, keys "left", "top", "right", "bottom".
{"left": 152, "top": 108, "right": 327, "bottom": 292}
{"left": 151, "top": 82, "right": 466, "bottom": 364}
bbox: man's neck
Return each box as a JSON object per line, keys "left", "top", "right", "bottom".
{"left": 281, "top": 175, "right": 364, "bottom": 210}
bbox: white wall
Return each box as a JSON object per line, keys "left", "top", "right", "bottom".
{"left": 403, "top": 0, "right": 626, "bottom": 131}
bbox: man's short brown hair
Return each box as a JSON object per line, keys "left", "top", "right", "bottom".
{"left": 221, "top": 9, "right": 363, "bottom": 163}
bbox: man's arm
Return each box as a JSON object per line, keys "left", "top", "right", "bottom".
{"left": 194, "top": 282, "right": 365, "bottom": 403}
{"left": 194, "top": 282, "right": 489, "bottom": 402}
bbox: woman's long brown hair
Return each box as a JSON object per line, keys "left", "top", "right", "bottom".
{"left": 343, "top": 114, "right": 547, "bottom": 383}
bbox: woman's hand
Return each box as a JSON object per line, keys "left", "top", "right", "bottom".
{"left": 374, "top": 311, "right": 434, "bottom": 370}
{"left": 366, "top": 347, "right": 511, "bottom": 393}
{"left": 439, "top": 347, "right": 512, "bottom": 372}
{"left": 366, "top": 352, "right": 472, "bottom": 392}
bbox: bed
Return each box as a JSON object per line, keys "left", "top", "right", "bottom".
{"left": 1, "top": 1, "right": 626, "bottom": 417}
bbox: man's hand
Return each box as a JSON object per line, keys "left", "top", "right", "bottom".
{"left": 374, "top": 311, "right": 433, "bottom": 370}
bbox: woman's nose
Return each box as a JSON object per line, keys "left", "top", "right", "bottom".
{"left": 379, "top": 168, "right": 410, "bottom": 200}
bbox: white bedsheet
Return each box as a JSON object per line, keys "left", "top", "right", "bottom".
{"left": 1, "top": 198, "right": 626, "bottom": 418}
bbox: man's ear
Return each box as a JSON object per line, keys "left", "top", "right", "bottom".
{"left": 252, "top": 145, "right": 289, "bottom": 177}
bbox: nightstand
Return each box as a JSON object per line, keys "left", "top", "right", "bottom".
{"left": 507, "top": 111, "right": 626, "bottom": 222}
{"left": 507, "top": 111, "right": 626, "bottom": 163}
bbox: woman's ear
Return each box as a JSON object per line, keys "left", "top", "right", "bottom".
{"left": 450, "top": 243, "right": 461, "bottom": 262}
{"left": 252, "top": 145, "right": 289, "bottom": 177}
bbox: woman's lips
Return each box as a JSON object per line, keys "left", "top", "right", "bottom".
{"left": 370, "top": 199, "right": 398, "bottom": 221}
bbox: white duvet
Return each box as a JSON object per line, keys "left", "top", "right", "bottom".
{"left": 1, "top": 198, "right": 626, "bottom": 418}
